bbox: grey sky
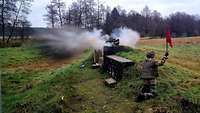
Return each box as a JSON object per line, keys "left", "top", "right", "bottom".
{"left": 28, "top": 0, "right": 200, "bottom": 27}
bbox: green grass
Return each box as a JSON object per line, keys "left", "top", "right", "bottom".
{"left": 1, "top": 44, "right": 200, "bottom": 113}
{"left": 0, "top": 47, "right": 42, "bottom": 68}
{"left": 138, "top": 44, "right": 200, "bottom": 73}
{"left": 1, "top": 47, "right": 136, "bottom": 113}
{"left": 1, "top": 47, "right": 92, "bottom": 113}
{"left": 115, "top": 45, "right": 200, "bottom": 112}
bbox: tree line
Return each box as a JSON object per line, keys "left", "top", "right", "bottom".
{"left": 1, "top": 0, "right": 200, "bottom": 47}
{"left": 44, "top": 0, "right": 107, "bottom": 29}
{"left": 44, "top": 0, "right": 200, "bottom": 37}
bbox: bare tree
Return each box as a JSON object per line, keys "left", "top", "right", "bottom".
{"left": 44, "top": 3, "right": 59, "bottom": 28}
{"left": 1, "top": 0, "right": 5, "bottom": 45}
{"left": 141, "top": 5, "right": 151, "bottom": 36}
{"left": 96, "top": 0, "right": 106, "bottom": 28}
{"left": 83, "top": 0, "right": 96, "bottom": 29}
{"left": 61, "top": 0, "right": 200, "bottom": 37}
{"left": 63, "top": 7, "right": 71, "bottom": 25}
{"left": 0, "top": 0, "right": 18, "bottom": 45}
{"left": 96, "top": 0, "right": 100, "bottom": 28}
{"left": 7, "top": 1, "right": 23, "bottom": 43}
{"left": 62, "top": 0, "right": 107, "bottom": 29}
{"left": 7, "top": 0, "right": 33, "bottom": 44}
{"left": 70, "top": 0, "right": 83, "bottom": 27}
{"left": 18, "top": 16, "right": 31, "bottom": 41}
{"left": 51, "top": 0, "right": 65, "bottom": 27}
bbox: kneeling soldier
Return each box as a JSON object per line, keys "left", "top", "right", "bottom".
{"left": 136, "top": 51, "right": 168, "bottom": 101}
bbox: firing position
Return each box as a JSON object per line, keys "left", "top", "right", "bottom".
{"left": 136, "top": 51, "right": 169, "bottom": 101}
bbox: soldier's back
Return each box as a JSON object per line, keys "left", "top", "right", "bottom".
{"left": 140, "top": 59, "right": 158, "bottom": 79}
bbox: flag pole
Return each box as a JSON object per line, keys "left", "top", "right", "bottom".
{"left": 166, "top": 40, "right": 169, "bottom": 53}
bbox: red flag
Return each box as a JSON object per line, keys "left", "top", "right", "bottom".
{"left": 166, "top": 29, "right": 173, "bottom": 48}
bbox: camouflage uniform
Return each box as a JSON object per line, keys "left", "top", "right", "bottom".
{"left": 137, "top": 51, "right": 168, "bottom": 100}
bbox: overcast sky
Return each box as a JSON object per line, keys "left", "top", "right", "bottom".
{"left": 28, "top": 0, "right": 200, "bottom": 27}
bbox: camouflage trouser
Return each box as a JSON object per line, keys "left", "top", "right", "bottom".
{"left": 135, "top": 79, "right": 157, "bottom": 101}
{"left": 141, "top": 79, "right": 157, "bottom": 96}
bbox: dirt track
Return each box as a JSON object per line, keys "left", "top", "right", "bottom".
{"left": 7, "top": 55, "right": 80, "bottom": 70}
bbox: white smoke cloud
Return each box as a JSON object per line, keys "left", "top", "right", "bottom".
{"left": 84, "top": 29, "right": 106, "bottom": 50}
{"left": 112, "top": 27, "right": 140, "bottom": 48}
{"left": 35, "top": 27, "right": 140, "bottom": 57}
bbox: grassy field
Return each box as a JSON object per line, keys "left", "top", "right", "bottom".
{"left": 1, "top": 37, "right": 200, "bottom": 113}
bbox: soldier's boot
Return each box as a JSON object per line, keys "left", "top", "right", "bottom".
{"left": 149, "top": 84, "right": 158, "bottom": 97}
{"left": 142, "top": 85, "right": 150, "bottom": 93}
{"left": 135, "top": 85, "right": 150, "bottom": 102}
{"left": 135, "top": 93, "right": 145, "bottom": 102}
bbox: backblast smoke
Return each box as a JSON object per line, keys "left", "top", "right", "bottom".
{"left": 34, "top": 27, "right": 140, "bottom": 58}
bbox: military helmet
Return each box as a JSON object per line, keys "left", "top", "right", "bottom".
{"left": 146, "top": 51, "right": 155, "bottom": 58}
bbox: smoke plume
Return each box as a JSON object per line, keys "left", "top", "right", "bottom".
{"left": 112, "top": 27, "right": 140, "bottom": 48}
{"left": 34, "top": 27, "right": 140, "bottom": 58}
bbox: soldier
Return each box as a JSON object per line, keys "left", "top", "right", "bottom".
{"left": 136, "top": 51, "right": 168, "bottom": 102}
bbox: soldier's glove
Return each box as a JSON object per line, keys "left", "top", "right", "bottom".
{"left": 165, "top": 51, "right": 169, "bottom": 57}
{"left": 163, "top": 56, "right": 168, "bottom": 60}
{"left": 162, "top": 56, "right": 168, "bottom": 61}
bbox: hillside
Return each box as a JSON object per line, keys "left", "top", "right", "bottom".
{"left": 1, "top": 37, "right": 200, "bottom": 113}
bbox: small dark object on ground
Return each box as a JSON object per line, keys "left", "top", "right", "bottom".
{"left": 80, "top": 64, "right": 85, "bottom": 69}
{"left": 15, "top": 101, "right": 33, "bottom": 113}
{"left": 53, "top": 104, "right": 62, "bottom": 113}
{"left": 181, "top": 98, "right": 200, "bottom": 113}
{"left": 11, "top": 80, "right": 20, "bottom": 84}
{"left": 152, "top": 107, "right": 168, "bottom": 113}
{"left": 92, "top": 63, "right": 100, "bottom": 69}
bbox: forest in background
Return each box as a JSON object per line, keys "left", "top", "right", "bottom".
{"left": 1, "top": 0, "right": 200, "bottom": 46}
{"left": 43, "top": 0, "right": 200, "bottom": 37}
